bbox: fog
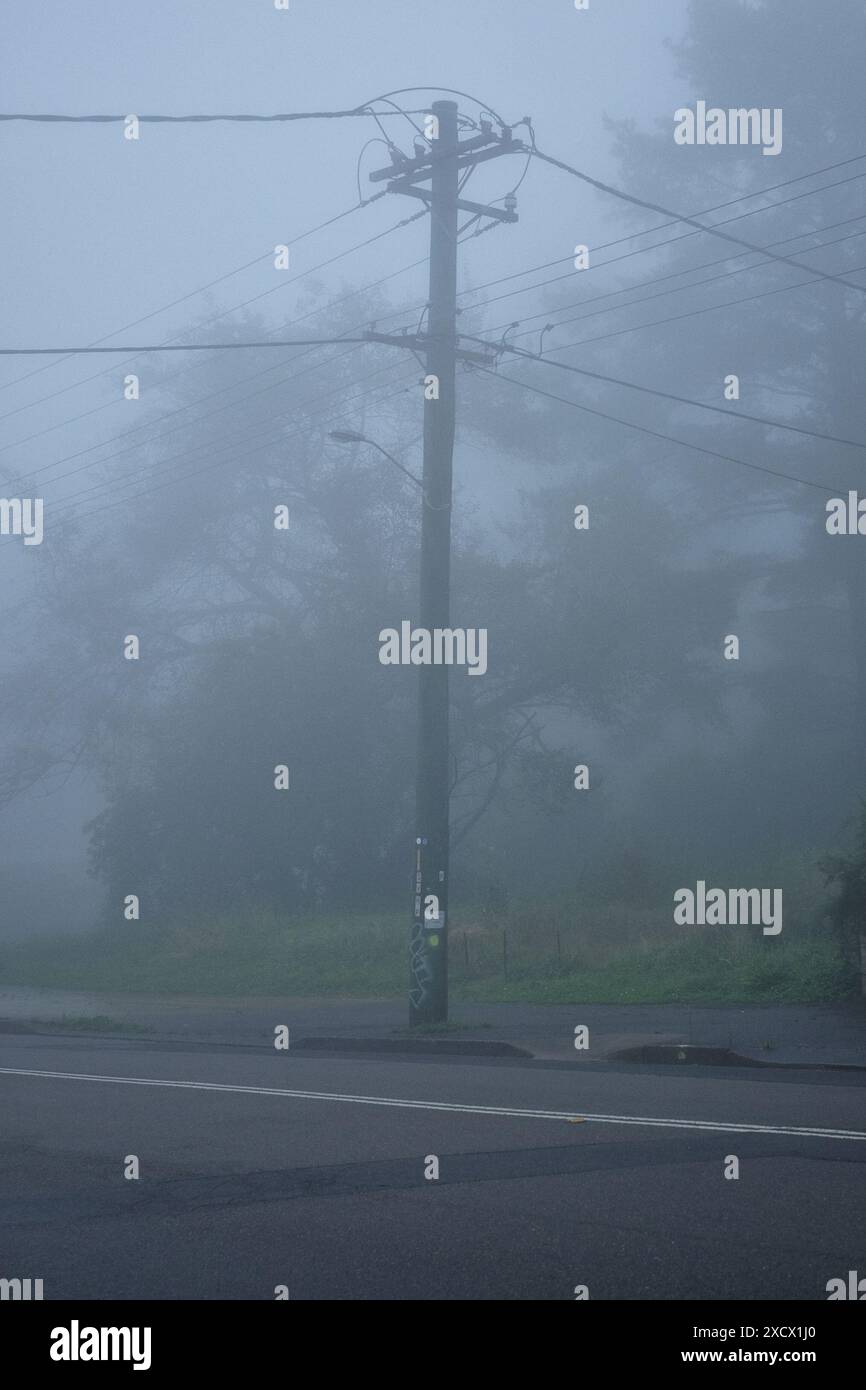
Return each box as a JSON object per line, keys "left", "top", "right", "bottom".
{"left": 1, "top": 0, "right": 863, "bottom": 968}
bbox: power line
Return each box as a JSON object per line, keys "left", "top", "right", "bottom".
{"left": 0, "top": 91, "right": 457, "bottom": 412}
{"left": 16, "top": 234, "right": 859, "bottom": 495}
{"left": 12, "top": 318, "right": 427, "bottom": 498}
{"left": 50, "top": 370, "right": 420, "bottom": 523}
{"left": 13, "top": 135, "right": 855, "bottom": 431}
{"left": 359, "top": 167, "right": 866, "bottom": 357}
{"left": 298, "top": 167, "right": 866, "bottom": 364}
{"left": 0, "top": 108, "right": 433, "bottom": 124}
{"left": 457, "top": 171, "right": 866, "bottom": 329}
{"left": 518, "top": 257, "right": 866, "bottom": 367}
{"left": 361, "top": 87, "right": 511, "bottom": 131}
{"left": 0, "top": 335, "right": 351, "bottom": 463}
{"left": 51, "top": 374, "right": 417, "bottom": 514}
{"left": 4, "top": 309, "right": 426, "bottom": 490}
{"left": 471, "top": 234, "right": 866, "bottom": 384}
{"left": 464, "top": 334, "right": 866, "bottom": 451}
{"left": 0, "top": 337, "right": 378, "bottom": 357}
{"left": 483, "top": 219, "right": 866, "bottom": 341}
{"left": 0, "top": 387, "right": 410, "bottom": 582}
{"left": 7, "top": 256, "right": 434, "bottom": 485}
{"left": 531, "top": 146, "right": 866, "bottom": 294}
{"left": 445, "top": 159, "right": 866, "bottom": 314}
{"left": 59, "top": 355, "right": 416, "bottom": 504}
{"left": 0, "top": 246, "right": 430, "bottom": 459}
{"left": 10, "top": 342, "right": 368, "bottom": 490}
{"left": 8, "top": 113, "right": 861, "bottom": 508}
{"left": 0, "top": 369, "right": 419, "bottom": 569}
{"left": 0, "top": 195, "right": 386, "bottom": 397}
{"left": 0, "top": 208, "right": 428, "bottom": 443}
{"left": 6, "top": 153, "right": 860, "bottom": 436}
{"left": 473, "top": 366, "right": 847, "bottom": 496}
{"left": 0, "top": 87, "right": 513, "bottom": 129}
{"left": 0, "top": 211, "right": 428, "bottom": 361}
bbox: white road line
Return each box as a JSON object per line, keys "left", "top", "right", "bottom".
{"left": 1, "top": 1065, "right": 865, "bottom": 1141}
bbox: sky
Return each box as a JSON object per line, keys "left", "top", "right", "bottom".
{"left": 15, "top": 0, "right": 861, "bottom": 934}
{"left": 0, "top": 1, "right": 691, "bottom": 901}
{"left": 0, "top": 1, "right": 689, "bottom": 360}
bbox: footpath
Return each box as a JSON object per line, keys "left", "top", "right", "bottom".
{"left": 1, "top": 986, "right": 864, "bottom": 1068}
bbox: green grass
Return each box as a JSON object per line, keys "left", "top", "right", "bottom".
{"left": 0, "top": 906, "right": 856, "bottom": 1005}
{"left": 459, "top": 935, "right": 853, "bottom": 1004}
{"left": 0, "top": 912, "right": 405, "bottom": 997}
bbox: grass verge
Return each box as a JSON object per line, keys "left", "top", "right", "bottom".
{"left": 0, "top": 906, "right": 856, "bottom": 1005}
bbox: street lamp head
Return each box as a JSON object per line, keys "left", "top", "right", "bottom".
{"left": 329, "top": 430, "right": 367, "bottom": 445}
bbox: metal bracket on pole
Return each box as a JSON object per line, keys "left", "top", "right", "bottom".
{"left": 362, "top": 330, "right": 499, "bottom": 367}
{"left": 368, "top": 130, "right": 522, "bottom": 184}
{"left": 395, "top": 185, "right": 518, "bottom": 223}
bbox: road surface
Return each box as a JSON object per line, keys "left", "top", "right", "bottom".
{"left": 2, "top": 1031, "right": 864, "bottom": 1300}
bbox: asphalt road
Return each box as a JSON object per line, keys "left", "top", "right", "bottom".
{"left": 2, "top": 1032, "right": 865, "bottom": 1300}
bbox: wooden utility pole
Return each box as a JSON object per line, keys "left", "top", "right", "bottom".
{"left": 369, "top": 103, "right": 520, "bottom": 1025}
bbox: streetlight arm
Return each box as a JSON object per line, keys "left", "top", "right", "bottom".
{"left": 328, "top": 428, "right": 433, "bottom": 497}
{"left": 367, "top": 439, "right": 424, "bottom": 491}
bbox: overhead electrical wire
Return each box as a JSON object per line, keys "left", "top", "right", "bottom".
{"left": 51, "top": 369, "right": 421, "bottom": 523}
{"left": 362, "top": 160, "right": 866, "bottom": 342}
{"left": 0, "top": 107, "right": 433, "bottom": 124}
{"left": 0, "top": 92, "right": 441, "bottom": 418}
{"left": 0, "top": 337, "right": 384, "bottom": 357}
{"left": 508, "top": 256, "right": 866, "bottom": 367}
{"left": 5, "top": 97, "right": 863, "bottom": 521}
{"left": 5, "top": 149, "right": 860, "bottom": 442}
{"left": 454, "top": 171, "right": 866, "bottom": 323}
{"left": 473, "top": 366, "right": 848, "bottom": 497}
{"left": 10, "top": 172, "right": 860, "bottom": 415}
{"left": 0, "top": 241, "right": 431, "bottom": 450}
{"left": 0, "top": 208, "right": 430, "bottom": 447}
{"left": 0, "top": 194, "right": 387, "bottom": 398}
{"left": 9, "top": 342, "right": 368, "bottom": 489}
{"left": 462, "top": 333, "right": 866, "bottom": 451}
{"left": 49, "top": 363, "right": 420, "bottom": 516}
{"left": 481, "top": 218, "right": 866, "bottom": 341}
{"left": 0, "top": 210, "right": 428, "bottom": 363}
{"left": 530, "top": 145, "right": 866, "bottom": 293}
